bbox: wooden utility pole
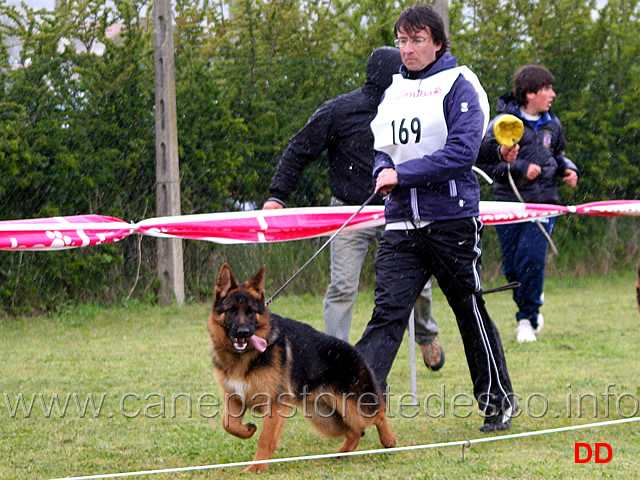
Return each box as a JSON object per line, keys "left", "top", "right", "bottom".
{"left": 433, "top": 0, "right": 450, "bottom": 38}
{"left": 153, "top": 0, "right": 185, "bottom": 305}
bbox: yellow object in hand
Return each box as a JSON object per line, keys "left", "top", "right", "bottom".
{"left": 493, "top": 114, "right": 524, "bottom": 146}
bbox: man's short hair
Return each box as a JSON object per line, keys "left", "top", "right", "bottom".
{"left": 394, "top": 5, "right": 450, "bottom": 60}
{"left": 513, "top": 65, "right": 555, "bottom": 106}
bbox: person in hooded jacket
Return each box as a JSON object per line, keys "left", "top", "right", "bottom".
{"left": 263, "top": 46, "right": 446, "bottom": 371}
{"left": 355, "top": 5, "right": 516, "bottom": 433}
{"left": 477, "top": 65, "right": 579, "bottom": 343}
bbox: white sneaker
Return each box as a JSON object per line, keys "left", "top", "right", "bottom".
{"left": 516, "top": 319, "right": 537, "bottom": 343}
{"left": 535, "top": 313, "right": 544, "bottom": 334}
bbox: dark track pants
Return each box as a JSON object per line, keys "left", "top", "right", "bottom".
{"left": 355, "top": 217, "right": 515, "bottom": 413}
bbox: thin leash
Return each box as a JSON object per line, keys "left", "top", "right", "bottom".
{"left": 482, "top": 281, "right": 520, "bottom": 294}
{"left": 266, "top": 191, "right": 380, "bottom": 306}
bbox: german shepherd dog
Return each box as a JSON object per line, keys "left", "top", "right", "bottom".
{"left": 208, "top": 264, "right": 397, "bottom": 472}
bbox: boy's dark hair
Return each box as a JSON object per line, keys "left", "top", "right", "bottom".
{"left": 513, "top": 65, "right": 555, "bottom": 106}
{"left": 394, "top": 5, "right": 450, "bottom": 60}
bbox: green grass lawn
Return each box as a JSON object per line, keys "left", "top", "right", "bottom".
{"left": 1, "top": 271, "right": 639, "bottom": 479}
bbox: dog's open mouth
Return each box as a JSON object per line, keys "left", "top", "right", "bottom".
{"left": 233, "top": 337, "right": 249, "bottom": 352}
{"left": 232, "top": 335, "right": 267, "bottom": 353}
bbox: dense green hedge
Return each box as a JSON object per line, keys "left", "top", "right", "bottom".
{"left": 0, "top": 0, "right": 638, "bottom": 313}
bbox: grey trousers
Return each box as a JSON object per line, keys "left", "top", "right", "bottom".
{"left": 323, "top": 199, "right": 439, "bottom": 344}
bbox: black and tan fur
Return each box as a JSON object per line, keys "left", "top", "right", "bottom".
{"left": 208, "top": 263, "right": 397, "bottom": 472}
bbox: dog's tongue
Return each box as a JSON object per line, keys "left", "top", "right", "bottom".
{"left": 249, "top": 335, "right": 267, "bottom": 352}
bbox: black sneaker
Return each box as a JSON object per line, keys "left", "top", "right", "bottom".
{"left": 479, "top": 402, "right": 518, "bottom": 433}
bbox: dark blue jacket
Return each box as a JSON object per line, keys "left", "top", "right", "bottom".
{"left": 477, "top": 93, "right": 579, "bottom": 204}
{"left": 374, "top": 53, "right": 487, "bottom": 223}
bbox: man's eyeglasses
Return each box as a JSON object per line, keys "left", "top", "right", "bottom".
{"left": 394, "top": 37, "right": 430, "bottom": 48}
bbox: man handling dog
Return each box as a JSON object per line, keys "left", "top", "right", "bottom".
{"left": 355, "top": 4, "right": 517, "bottom": 432}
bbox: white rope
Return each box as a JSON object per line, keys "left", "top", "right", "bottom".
{"left": 472, "top": 165, "right": 494, "bottom": 184}
{"left": 47, "top": 416, "right": 640, "bottom": 480}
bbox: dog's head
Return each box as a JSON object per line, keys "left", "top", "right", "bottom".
{"left": 210, "top": 263, "right": 269, "bottom": 353}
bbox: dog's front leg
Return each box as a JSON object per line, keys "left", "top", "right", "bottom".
{"left": 244, "top": 407, "right": 288, "bottom": 472}
{"left": 222, "top": 393, "right": 257, "bottom": 439}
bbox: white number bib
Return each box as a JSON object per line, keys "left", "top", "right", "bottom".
{"left": 371, "top": 66, "right": 488, "bottom": 165}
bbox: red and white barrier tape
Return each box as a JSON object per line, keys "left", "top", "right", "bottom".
{"left": 1, "top": 200, "right": 639, "bottom": 252}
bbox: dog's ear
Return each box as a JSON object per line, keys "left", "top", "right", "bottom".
{"left": 246, "top": 265, "right": 266, "bottom": 296}
{"left": 215, "top": 263, "right": 238, "bottom": 306}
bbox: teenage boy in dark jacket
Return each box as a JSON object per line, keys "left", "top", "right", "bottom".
{"left": 477, "top": 65, "right": 579, "bottom": 343}
{"left": 263, "top": 47, "right": 445, "bottom": 371}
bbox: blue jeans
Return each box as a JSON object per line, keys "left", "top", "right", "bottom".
{"left": 495, "top": 218, "right": 555, "bottom": 329}
{"left": 323, "top": 198, "right": 439, "bottom": 344}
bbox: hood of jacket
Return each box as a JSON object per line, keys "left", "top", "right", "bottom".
{"left": 363, "top": 47, "right": 403, "bottom": 100}
{"left": 496, "top": 92, "right": 519, "bottom": 115}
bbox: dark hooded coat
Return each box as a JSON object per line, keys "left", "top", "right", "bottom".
{"left": 267, "top": 47, "right": 403, "bottom": 206}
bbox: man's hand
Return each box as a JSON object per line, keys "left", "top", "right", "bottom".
{"left": 262, "top": 200, "right": 284, "bottom": 210}
{"left": 375, "top": 168, "right": 398, "bottom": 194}
{"left": 562, "top": 169, "right": 578, "bottom": 187}
{"left": 500, "top": 144, "right": 520, "bottom": 163}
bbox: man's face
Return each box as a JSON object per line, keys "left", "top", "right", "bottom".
{"left": 525, "top": 85, "right": 556, "bottom": 114}
{"left": 396, "top": 27, "right": 442, "bottom": 72}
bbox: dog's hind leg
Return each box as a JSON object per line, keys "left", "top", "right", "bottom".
{"left": 244, "top": 409, "right": 288, "bottom": 472}
{"left": 222, "top": 393, "right": 257, "bottom": 439}
{"left": 338, "top": 430, "right": 363, "bottom": 453}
